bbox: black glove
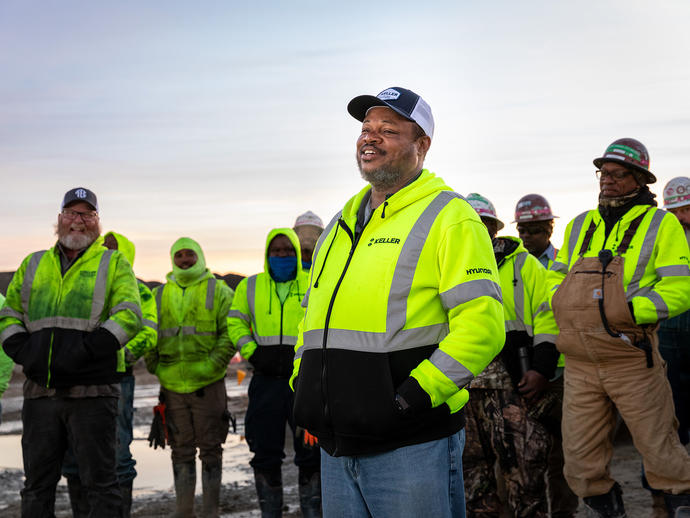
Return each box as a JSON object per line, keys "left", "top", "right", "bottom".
{"left": 148, "top": 401, "right": 167, "bottom": 449}
{"left": 2, "top": 332, "right": 29, "bottom": 364}
{"left": 85, "top": 327, "right": 121, "bottom": 359}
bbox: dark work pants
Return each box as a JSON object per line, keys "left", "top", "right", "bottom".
{"left": 245, "top": 372, "right": 320, "bottom": 471}
{"left": 21, "top": 396, "right": 120, "bottom": 518}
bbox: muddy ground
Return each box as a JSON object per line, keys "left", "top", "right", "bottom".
{"left": 0, "top": 361, "right": 679, "bottom": 517}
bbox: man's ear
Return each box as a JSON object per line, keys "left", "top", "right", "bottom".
{"left": 417, "top": 135, "right": 431, "bottom": 157}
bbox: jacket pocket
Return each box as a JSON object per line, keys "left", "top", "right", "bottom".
{"left": 21, "top": 331, "right": 52, "bottom": 382}
{"left": 49, "top": 330, "right": 95, "bottom": 380}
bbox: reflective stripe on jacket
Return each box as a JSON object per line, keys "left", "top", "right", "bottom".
{"left": 291, "top": 170, "right": 505, "bottom": 456}
{"left": 125, "top": 281, "right": 158, "bottom": 362}
{"left": 0, "top": 239, "right": 142, "bottom": 387}
{"left": 548, "top": 205, "right": 690, "bottom": 324}
{"left": 150, "top": 272, "right": 234, "bottom": 393}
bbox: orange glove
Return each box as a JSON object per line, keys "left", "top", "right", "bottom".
{"left": 303, "top": 429, "right": 318, "bottom": 447}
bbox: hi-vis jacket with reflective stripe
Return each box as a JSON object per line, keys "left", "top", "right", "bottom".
{"left": 474, "top": 237, "right": 559, "bottom": 388}
{"left": 148, "top": 271, "right": 234, "bottom": 394}
{"left": 0, "top": 294, "right": 13, "bottom": 397}
{"left": 0, "top": 239, "right": 142, "bottom": 388}
{"left": 548, "top": 205, "right": 690, "bottom": 323}
{"left": 228, "top": 228, "right": 308, "bottom": 379}
{"left": 290, "top": 170, "right": 505, "bottom": 456}
{"left": 125, "top": 281, "right": 157, "bottom": 365}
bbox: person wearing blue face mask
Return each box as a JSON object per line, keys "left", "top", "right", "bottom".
{"left": 228, "top": 228, "right": 320, "bottom": 517}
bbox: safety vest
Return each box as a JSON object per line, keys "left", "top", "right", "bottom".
{"left": 124, "top": 281, "right": 158, "bottom": 364}
{"left": 291, "top": 170, "right": 505, "bottom": 456}
{"left": 228, "top": 228, "right": 307, "bottom": 378}
{"left": 549, "top": 205, "right": 690, "bottom": 323}
{"left": 0, "top": 240, "right": 141, "bottom": 387}
{"left": 152, "top": 272, "right": 234, "bottom": 393}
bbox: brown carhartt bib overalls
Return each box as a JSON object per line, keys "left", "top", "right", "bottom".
{"left": 552, "top": 214, "right": 690, "bottom": 497}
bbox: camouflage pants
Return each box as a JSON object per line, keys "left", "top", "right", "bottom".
{"left": 464, "top": 388, "right": 551, "bottom": 517}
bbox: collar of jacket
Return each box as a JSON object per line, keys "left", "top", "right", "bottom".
{"left": 165, "top": 268, "right": 214, "bottom": 288}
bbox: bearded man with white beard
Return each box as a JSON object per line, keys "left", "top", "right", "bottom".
{"left": 0, "top": 187, "right": 142, "bottom": 518}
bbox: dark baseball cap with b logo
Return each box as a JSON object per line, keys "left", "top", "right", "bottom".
{"left": 61, "top": 187, "right": 98, "bottom": 211}
{"left": 347, "top": 86, "right": 434, "bottom": 139}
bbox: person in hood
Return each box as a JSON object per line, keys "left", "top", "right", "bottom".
{"left": 464, "top": 194, "right": 559, "bottom": 517}
{"left": 146, "top": 237, "right": 235, "bottom": 518}
{"left": 228, "top": 228, "right": 320, "bottom": 517}
{"left": 61, "top": 231, "right": 158, "bottom": 518}
{"left": 290, "top": 87, "right": 504, "bottom": 518}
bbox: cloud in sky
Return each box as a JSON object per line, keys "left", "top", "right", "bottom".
{"left": 1, "top": 1, "right": 689, "bottom": 279}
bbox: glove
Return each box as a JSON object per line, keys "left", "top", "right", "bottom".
{"left": 148, "top": 397, "right": 167, "bottom": 449}
{"left": 303, "top": 430, "right": 318, "bottom": 447}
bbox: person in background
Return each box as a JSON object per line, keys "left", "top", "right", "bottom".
{"left": 293, "top": 211, "right": 324, "bottom": 271}
{"left": 146, "top": 237, "right": 235, "bottom": 518}
{"left": 228, "top": 228, "right": 320, "bottom": 517}
{"left": 464, "top": 193, "right": 558, "bottom": 517}
{"left": 514, "top": 194, "right": 558, "bottom": 268}
{"left": 62, "top": 231, "right": 158, "bottom": 518}
{"left": 548, "top": 139, "right": 690, "bottom": 516}
{"left": 0, "top": 294, "right": 13, "bottom": 425}
{"left": 0, "top": 187, "right": 141, "bottom": 517}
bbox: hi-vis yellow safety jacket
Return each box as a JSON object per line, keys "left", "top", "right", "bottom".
{"left": 290, "top": 170, "right": 505, "bottom": 456}
{"left": 548, "top": 205, "right": 690, "bottom": 324}
{"left": 148, "top": 271, "right": 234, "bottom": 394}
{"left": 0, "top": 238, "right": 142, "bottom": 388}
{"left": 228, "top": 228, "right": 308, "bottom": 379}
{"left": 474, "top": 237, "right": 559, "bottom": 389}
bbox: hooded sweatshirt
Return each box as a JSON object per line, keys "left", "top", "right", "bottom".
{"left": 147, "top": 237, "right": 235, "bottom": 393}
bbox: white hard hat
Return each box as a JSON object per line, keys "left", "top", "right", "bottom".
{"left": 466, "top": 193, "right": 504, "bottom": 230}
{"left": 663, "top": 177, "right": 690, "bottom": 209}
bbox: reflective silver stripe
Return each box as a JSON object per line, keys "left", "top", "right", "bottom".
{"left": 26, "top": 316, "right": 92, "bottom": 332}
{"left": 90, "top": 249, "right": 114, "bottom": 324}
{"left": 110, "top": 302, "right": 142, "bottom": 319}
{"left": 429, "top": 348, "right": 475, "bottom": 389}
{"left": 143, "top": 319, "right": 158, "bottom": 330}
{"left": 21, "top": 251, "right": 46, "bottom": 315}
{"left": 0, "top": 324, "right": 26, "bottom": 343}
{"left": 158, "top": 326, "right": 215, "bottom": 339}
{"left": 569, "top": 212, "right": 589, "bottom": 260}
{"left": 159, "top": 327, "right": 179, "bottom": 338}
{"left": 550, "top": 261, "right": 569, "bottom": 274}
{"left": 627, "top": 210, "right": 665, "bottom": 295}
{"left": 0, "top": 307, "right": 24, "bottom": 320}
{"left": 254, "top": 335, "right": 298, "bottom": 346}
{"left": 505, "top": 320, "right": 531, "bottom": 333}
{"left": 535, "top": 301, "right": 550, "bottom": 315}
{"left": 387, "top": 191, "right": 459, "bottom": 341}
{"left": 646, "top": 291, "right": 669, "bottom": 320}
{"left": 302, "top": 323, "right": 449, "bottom": 353}
{"left": 534, "top": 333, "right": 557, "bottom": 344}
{"left": 237, "top": 335, "right": 254, "bottom": 348}
{"left": 247, "top": 275, "right": 257, "bottom": 321}
{"left": 626, "top": 285, "right": 651, "bottom": 301}
{"left": 512, "top": 252, "right": 528, "bottom": 329}
{"left": 103, "top": 319, "right": 129, "bottom": 345}
{"left": 656, "top": 265, "right": 690, "bottom": 277}
{"left": 439, "top": 279, "right": 502, "bottom": 310}
{"left": 155, "top": 286, "right": 164, "bottom": 322}
{"left": 227, "top": 310, "right": 250, "bottom": 323}
{"left": 206, "top": 277, "right": 217, "bottom": 311}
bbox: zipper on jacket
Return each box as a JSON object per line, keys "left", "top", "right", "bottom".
{"left": 47, "top": 266, "right": 66, "bottom": 388}
{"left": 314, "top": 223, "right": 340, "bottom": 289}
{"left": 320, "top": 218, "right": 361, "bottom": 434}
{"left": 278, "top": 283, "right": 286, "bottom": 374}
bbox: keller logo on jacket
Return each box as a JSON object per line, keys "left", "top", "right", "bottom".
{"left": 368, "top": 237, "right": 401, "bottom": 246}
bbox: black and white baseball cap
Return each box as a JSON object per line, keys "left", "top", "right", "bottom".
{"left": 347, "top": 87, "right": 434, "bottom": 138}
{"left": 61, "top": 187, "right": 98, "bottom": 211}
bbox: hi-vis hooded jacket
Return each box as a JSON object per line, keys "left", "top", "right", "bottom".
{"left": 0, "top": 238, "right": 142, "bottom": 388}
{"left": 105, "top": 232, "right": 157, "bottom": 369}
{"left": 473, "top": 236, "right": 559, "bottom": 389}
{"left": 548, "top": 205, "right": 690, "bottom": 323}
{"left": 228, "top": 228, "right": 308, "bottom": 379}
{"left": 290, "top": 170, "right": 505, "bottom": 456}
{"left": 147, "top": 238, "right": 235, "bottom": 394}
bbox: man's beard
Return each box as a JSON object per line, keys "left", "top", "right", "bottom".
{"left": 356, "top": 145, "right": 415, "bottom": 191}
{"left": 56, "top": 224, "right": 101, "bottom": 251}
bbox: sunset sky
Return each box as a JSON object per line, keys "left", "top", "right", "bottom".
{"left": 2, "top": 1, "right": 689, "bottom": 280}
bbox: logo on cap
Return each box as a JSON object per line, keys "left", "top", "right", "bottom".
{"left": 377, "top": 89, "right": 401, "bottom": 101}
{"left": 75, "top": 188, "right": 87, "bottom": 199}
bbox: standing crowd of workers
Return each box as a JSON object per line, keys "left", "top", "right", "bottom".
{"left": 1, "top": 86, "right": 690, "bottom": 518}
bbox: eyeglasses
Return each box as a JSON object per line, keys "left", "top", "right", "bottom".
{"left": 517, "top": 226, "right": 546, "bottom": 236}
{"left": 595, "top": 169, "right": 630, "bottom": 180}
{"left": 62, "top": 209, "right": 98, "bottom": 222}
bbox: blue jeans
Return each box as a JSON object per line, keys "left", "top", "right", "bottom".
{"left": 321, "top": 430, "right": 466, "bottom": 518}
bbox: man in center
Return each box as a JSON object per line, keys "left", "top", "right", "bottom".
{"left": 291, "top": 87, "right": 505, "bottom": 517}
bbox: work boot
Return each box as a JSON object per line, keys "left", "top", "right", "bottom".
{"left": 201, "top": 460, "right": 222, "bottom": 518}
{"left": 663, "top": 493, "right": 690, "bottom": 518}
{"left": 298, "top": 467, "right": 322, "bottom": 518}
{"left": 583, "top": 483, "right": 627, "bottom": 518}
{"left": 254, "top": 467, "right": 283, "bottom": 518}
{"left": 172, "top": 461, "right": 197, "bottom": 518}
{"left": 66, "top": 475, "right": 90, "bottom": 518}
{"left": 120, "top": 479, "right": 134, "bottom": 518}
{"left": 650, "top": 492, "right": 667, "bottom": 518}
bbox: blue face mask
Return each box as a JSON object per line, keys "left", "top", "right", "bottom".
{"left": 301, "top": 260, "right": 312, "bottom": 271}
{"left": 269, "top": 256, "right": 297, "bottom": 282}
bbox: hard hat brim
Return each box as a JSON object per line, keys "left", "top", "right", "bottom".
{"left": 593, "top": 157, "right": 656, "bottom": 184}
